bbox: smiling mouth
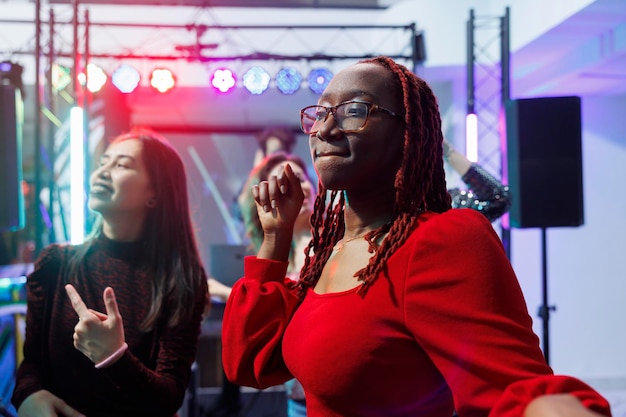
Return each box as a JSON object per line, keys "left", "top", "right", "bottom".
{"left": 90, "top": 183, "right": 113, "bottom": 194}
{"left": 315, "top": 151, "right": 348, "bottom": 158}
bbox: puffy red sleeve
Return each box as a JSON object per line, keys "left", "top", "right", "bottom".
{"left": 402, "top": 209, "right": 611, "bottom": 416}
{"left": 221, "top": 256, "right": 300, "bottom": 389}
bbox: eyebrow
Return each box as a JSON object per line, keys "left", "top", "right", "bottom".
{"left": 320, "top": 89, "right": 374, "bottom": 102}
{"left": 100, "top": 154, "right": 137, "bottom": 162}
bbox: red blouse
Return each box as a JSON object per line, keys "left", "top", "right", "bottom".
{"left": 222, "top": 209, "right": 611, "bottom": 417}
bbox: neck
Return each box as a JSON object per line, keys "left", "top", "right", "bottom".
{"left": 342, "top": 190, "right": 395, "bottom": 238}
{"left": 102, "top": 214, "right": 146, "bottom": 242}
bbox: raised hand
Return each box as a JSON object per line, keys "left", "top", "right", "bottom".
{"left": 207, "top": 277, "right": 232, "bottom": 302}
{"left": 252, "top": 163, "right": 305, "bottom": 234}
{"left": 252, "top": 163, "right": 305, "bottom": 262}
{"left": 65, "top": 284, "right": 125, "bottom": 365}
{"left": 17, "top": 390, "right": 85, "bottom": 417}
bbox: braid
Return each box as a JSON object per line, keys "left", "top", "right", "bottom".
{"left": 354, "top": 213, "right": 417, "bottom": 293}
{"left": 297, "top": 56, "right": 451, "bottom": 298}
{"left": 297, "top": 183, "right": 345, "bottom": 298}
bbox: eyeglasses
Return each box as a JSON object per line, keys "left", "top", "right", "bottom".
{"left": 300, "top": 101, "right": 403, "bottom": 135}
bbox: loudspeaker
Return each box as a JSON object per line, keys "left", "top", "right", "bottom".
{"left": 505, "top": 96, "right": 584, "bottom": 228}
{"left": 0, "top": 84, "right": 25, "bottom": 232}
{"left": 413, "top": 31, "right": 427, "bottom": 64}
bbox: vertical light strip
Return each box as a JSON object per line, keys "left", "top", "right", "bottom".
{"left": 70, "top": 106, "right": 85, "bottom": 244}
{"left": 465, "top": 113, "right": 478, "bottom": 162}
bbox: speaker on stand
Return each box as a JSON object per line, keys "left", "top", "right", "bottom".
{"left": 505, "top": 96, "right": 584, "bottom": 365}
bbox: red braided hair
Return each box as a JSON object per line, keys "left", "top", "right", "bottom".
{"left": 297, "top": 56, "right": 451, "bottom": 298}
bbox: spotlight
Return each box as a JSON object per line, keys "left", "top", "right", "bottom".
{"left": 78, "top": 63, "right": 107, "bottom": 94}
{"left": 242, "top": 66, "right": 270, "bottom": 95}
{"left": 307, "top": 68, "right": 333, "bottom": 95}
{"left": 211, "top": 68, "right": 236, "bottom": 93}
{"left": 150, "top": 68, "right": 176, "bottom": 93}
{"left": 275, "top": 67, "right": 302, "bottom": 95}
{"left": 112, "top": 64, "right": 141, "bottom": 94}
{"left": 1, "top": 61, "right": 25, "bottom": 97}
{"left": 0, "top": 61, "right": 13, "bottom": 72}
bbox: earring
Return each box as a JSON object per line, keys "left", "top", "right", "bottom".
{"left": 147, "top": 198, "right": 157, "bottom": 208}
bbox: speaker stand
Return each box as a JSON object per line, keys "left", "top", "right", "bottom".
{"left": 538, "top": 227, "right": 557, "bottom": 366}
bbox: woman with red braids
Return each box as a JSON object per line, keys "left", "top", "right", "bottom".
{"left": 221, "top": 57, "right": 611, "bottom": 417}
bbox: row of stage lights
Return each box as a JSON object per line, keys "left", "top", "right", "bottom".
{"left": 66, "top": 63, "right": 334, "bottom": 95}
{"left": 63, "top": 62, "right": 333, "bottom": 244}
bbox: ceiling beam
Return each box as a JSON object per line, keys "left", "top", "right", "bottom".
{"left": 47, "top": 0, "right": 387, "bottom": 9}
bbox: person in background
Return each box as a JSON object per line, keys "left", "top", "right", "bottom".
{"left": 208, "top": 126, "right": 298, "bottom": 417}
{"left": 443, "top": 139, "right": 511, "bottom": 222}
{"left": 12, "top": 128, "right": 209, "bottom": 417}
{"left": 252, "top": 126, "right": 297, "bottom": 168}
{"left": 229, "top": 126, "right": 298, "bottom": 240}
{"left": 239, "top": 152, "right": 314, "bottom": 282}
{"left": 208, "top": 151, "right": 313, "bottom": 417}
{"left": 232, "top": 127, "right": 298, "bottom": 223}
{"left": 220, "top": 56, "right": 611, "bottom": 417}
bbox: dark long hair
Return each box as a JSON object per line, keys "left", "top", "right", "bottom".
{"left": 68, "top": 128, "right": 208, "bottom": 331}
{"left": 297, "top": 56, "right": 451, "bottom": 297}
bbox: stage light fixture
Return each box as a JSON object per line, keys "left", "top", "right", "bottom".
{"left": 211, "top": 68, "right": 236, "bottom": 93}
{"left": 112, "top": 64, "right": 141, "bottom": 94}
{"left": 0, "top": 61, "right": 24, "bottom": 95}
{"left": 276, "top": 67, "right": 302, "bottom": 95}
{"left": 51, "top": 64, "right": 72, "bottom": 92}
{"left": 150, "top": 68, "right": 176, "bottom": 93}
{"left": 242, "top": 66, "right": 270, "bottom": 95}
{"left": 78, "top": 63, "right": 107, "bottom": 93}
{"left": 307, "top": 68, "right": 333, "bottom": 95}
{"left": 0, "top": 61, "right": 12, "bottom": 72}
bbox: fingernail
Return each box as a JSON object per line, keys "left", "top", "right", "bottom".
{"left": 271, "top": 199, "right": 277, "bottom": 209}
{"left": 263, "top": 204, "right": 269, "bottom": 212}
{"left": 280, "top": 185, "right": 287, "bottom": 194}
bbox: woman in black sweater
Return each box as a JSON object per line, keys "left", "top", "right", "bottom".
{"left": 13, "top": 128, "right": 209, "bottom": 417}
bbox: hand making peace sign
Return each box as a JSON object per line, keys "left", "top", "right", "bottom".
{"left": 65, "top": 284, "right": 126, "bottom": 365}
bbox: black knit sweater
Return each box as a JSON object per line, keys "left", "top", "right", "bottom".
{"left": 12, "top": 235, "right": 206, "bottom": 417}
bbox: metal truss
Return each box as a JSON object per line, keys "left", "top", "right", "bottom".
{"left": 466, "top": 7, "right": 511, "bottom": 257}
{"left": 0, "top": 1, "right": 419, "bottom": 252}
